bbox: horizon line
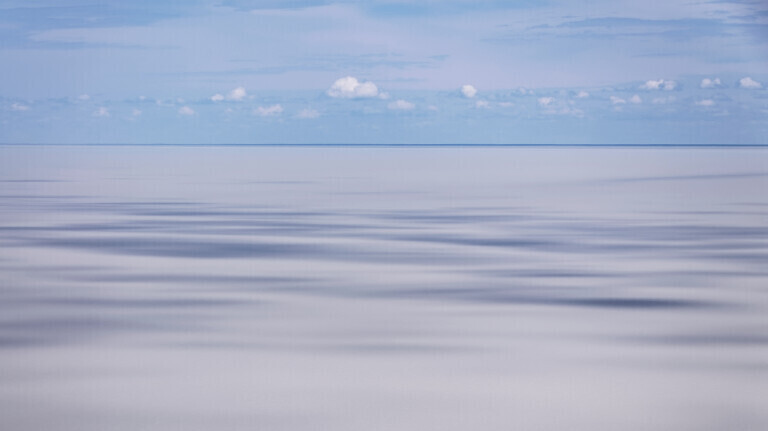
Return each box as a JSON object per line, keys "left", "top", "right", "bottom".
{"left": 1, "top": 143, "right": 768, "bottom": 148}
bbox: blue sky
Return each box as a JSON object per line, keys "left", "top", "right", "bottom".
{"left": 1, "top": 0, "right": 767, "bottom": 145}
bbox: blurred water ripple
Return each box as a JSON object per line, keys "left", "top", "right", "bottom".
{"left": 1, "top": 146, "right": 767, "bottom": 431}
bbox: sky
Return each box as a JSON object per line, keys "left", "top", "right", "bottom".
{"left": 1, "top": 0, "right": 767, "bottom": 145}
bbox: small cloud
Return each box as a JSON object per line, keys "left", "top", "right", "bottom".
{"left": 461, "top": 84, "right": 477, "bottom": 98}
{"left": 254, "top": 104, "right": 283, "bottom": 116}
{"left": 378, "top": 92, "right": 391, "bottom": 100}
{"left": 610, "top": 96, "right": 626, "bottom": 104}
{"left": 696, "top": 99, "right": 715, "bottom": 107}
{"left": 388, "top": 99, "right": 415, "bottom": 110}
{"left": 132, "top": 109, "right": 142, "bottom": 116}
{"left": 739, "top": 77, "right": 762, "bottom": 89}
{"left": 498, "top": 102, "right": 513, "bottom": 107}
{"left": 211, "top": 87, "right": 247, "bottom": 102}
{"left": 518, "top": 87, "right": 533, "bottom": 95}
{"left": 538, "top": 97, "right": 554, "bottom": 106}
{"left": 11, "top": 103, "right": 29, "bottom": 111}
{"left": 700, "top": 78, "right": 722, "bottom": 89}
{"left": 640, "top": 79, "right": 677, "bottom": 90}
{"left": 178, "top": 106, "right": 195, "bottom": 116}
{"left": 576, "top": 91, "right": 590, "bottom": 98}
{"left": 227, "top": 87, "right": 247, "bottom": 101}
{"left": 475, "top": 100, "right": 489, "bottom": 108}
{"left": 427, "top": 105, "right": 439, "bottom": 111}
{"left": 297, "top": 108, "right": 320, "bottom": 119}
{"left": 629, "top": 94, "right": 642, "bottom": 104}
{"left": 92, "top": 107, "right": 110, "bottom": 117}
{"left": 327, "top": 76, "right": 379, "bottom": 98}
{"left": 78, "top": 94, "right": 90, "bottom": 101}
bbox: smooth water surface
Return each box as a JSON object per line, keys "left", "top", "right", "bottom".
{"left": 1, "top": 146, "right": 767, "bottom": 430}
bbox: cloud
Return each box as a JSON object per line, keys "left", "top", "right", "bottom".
{"left": 78, "top": 94, "right": 90, "bottom": 101}
{"left": 11, "top": 103, "right": 30, "bottom": 111}
{"left": 538, "top": 97, "right": 554, "bottom": 106}
{"left": 92, "top": 107, "right": 110, "bottom": 117}
{"left": 327, "top": 76, "right": 379, "bottom": 98}
{"left": 132, "top": 109, "right": 142, "bottom": 117}
{"left": 461, "top": 84, "right": 477, "bottom": 98}
{"left": 640, "top": 79, "right": 677, "bottom": 90}
{"left": 254, "top": 104, "right": 283, "bottom": 116}
{"left": 576, "top": 91, "right": 590, "bottom": 98}
{"left": 700, "top": 78, "right": 722, "bottom": 89}
{"left": 610, "top": 96, "right": 626, "bottom": 104}
{"left": 211, "top": 86, "right": 247, "bottom": 102}
{"left": 475, "top": 100, "right": 489, "bottom": 108}
{"left": 498, "top": 102, "right": 513, "bottom": 107}
{"left": 296, "top": 108, "right": 320, "bottom": 119}
{"left": 739, "top": 77, "right": 762, "bottom": 89}
{"left": 178, "top": 106, "right": 195, "bottom": 116}
{"left": 696, "top": 99, "right": 715, "bottom": 107}
{"left": 227, "top": 86, "right": 247, "bottom": 101}
{"left": 388, "top": 99, "right": 415, "bottom": 110}
{"left": 629, "top": 94, "right": 642, "bottom": 104}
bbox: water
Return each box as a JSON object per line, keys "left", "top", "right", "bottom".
{"left": 1, "top": 145, "right": 767, "bottom": 430}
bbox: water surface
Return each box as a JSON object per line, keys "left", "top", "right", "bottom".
{"left": 1, "top": 146, "right": 767, "bottom": 430}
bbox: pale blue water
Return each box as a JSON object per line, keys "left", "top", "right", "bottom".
{"left": 1, "top": 145, "right": 767, "bottom": 430}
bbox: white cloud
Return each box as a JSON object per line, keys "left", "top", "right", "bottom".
{"left": 739, "top": 77, "right": 762, "bottom": 89}
{"left": 696, "top": 99, "right": 715, "bottom": 107}
{"left": 640, "top": 79, "right": 677, "bottom": 90}
{"left": 227, "top": 87, "right": 247, "bottom": 101}
{"left": 92, "top": 107, "right": 110, "bottom": 117}
{"left": 700, "top": 78, "right": 722, "bottom": 89}
{"left": 498, "top": 102, "right": 514, "bottom": 107}
{"left": 475, "top": 100, "right": 489, "bottom": 108}
{"left": 518, "top": 87, "right": 533, "bottom": 95}
{"left": 178, "top": 106, "right": 195, "bottom": 116}
{"left": 427, "top": 105, "right": 439, "bottom": 111}
{"left": 461, "top": 84, "right": 477, "bottom": 98}
{"left": 78, "top": 94, "right": 90, "bottom": 101}
{"left": 132, "top": 109, "right": 142, "bottom": 116}
{"left": 211, "top": 87, "right": 247, "bottom": 102}
{"left": 378, "top": 92, "right": 390, "bottom": 100}
{"left": 297, "top": 108, "right": 320, "bottom": 119}
{"left": 538, "top": 97, "right": 554, "bottom": 106}
{"left": 629, "top": 94, "right": 642, "bottom": 104}
{"left": 254, "top": 104, "right": 283, "bottom": 116}
{"left": 327, "top": 76, "right": 379, "bottom": 98}
{"left": 11, "top": 103, "right": 29, "bottom": 111}
{"left": 576, "top": 91, "right": 590, "bottom": 98}
{"left": 610, "top": 96, "right": 626, "bottom": 104}
{"left": 388, "top": 99, "right": 415, "bottom": 110}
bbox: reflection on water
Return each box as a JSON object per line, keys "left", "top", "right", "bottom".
{"left": 1, "top": 146, "right": 767, "bottom": 430}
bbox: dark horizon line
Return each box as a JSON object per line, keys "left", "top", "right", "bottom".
{"left": 1, "top": 143, "right": 767, "bottom": 148}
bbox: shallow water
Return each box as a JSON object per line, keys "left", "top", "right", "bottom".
{"left": 1, "top": 146, "right": 767, "bottom": 430}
